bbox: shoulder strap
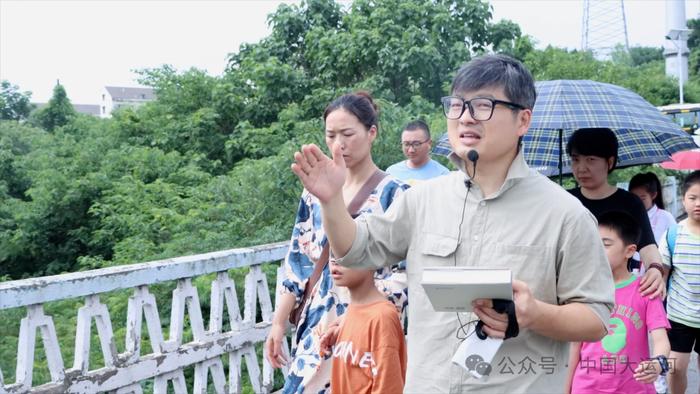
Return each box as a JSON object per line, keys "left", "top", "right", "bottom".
{"left": 667, "top": 224, "right": 678, "bottom": 266}
{"left": 305, "top": 243, "right": 329, "bottom": 294}
{"left": 289, "top": 243, "right": 329, "bottom": 325}
{"left": 347, "top": 170, "right": 388, "bottom": 218}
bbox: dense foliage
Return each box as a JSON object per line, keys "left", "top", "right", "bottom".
{"left": 0, "top": 0, "right": 697, "bottom": 389}
{"left": 0, "top": 80, "right": 34, "bottom": 121}
{"left": 29, "top": 84, "right": 77, "bottom": 131}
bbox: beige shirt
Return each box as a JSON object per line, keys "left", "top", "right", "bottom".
{"left": 336, "top": 152, "right": 615, "bottom": 393}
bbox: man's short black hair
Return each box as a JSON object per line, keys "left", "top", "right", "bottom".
{"left": 403, "top": 120, "right": 430, "bottom": 140}
{"left": 566, "top": 128, "right": 619, "bottom": 173}
{"left": 598, "top": 210, "right": 641, "bottom": 247}
{"left": 451, "top": 54, "right": 536, "bottom": 110}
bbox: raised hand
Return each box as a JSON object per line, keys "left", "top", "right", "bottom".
{"left": 291, "top": 143, "right": 346, "bottom": 204}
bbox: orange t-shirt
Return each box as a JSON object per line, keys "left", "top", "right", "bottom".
{"left": 330, "top": 300, "right": 406, "bottom": 394}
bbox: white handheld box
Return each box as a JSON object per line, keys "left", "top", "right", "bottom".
{"left": 420, "top": 267, "right": 513, "bottom": 312}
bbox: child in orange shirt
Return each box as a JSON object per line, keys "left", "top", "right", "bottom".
{"left": 322, "top": 259, "right": 407, "bottom": 393}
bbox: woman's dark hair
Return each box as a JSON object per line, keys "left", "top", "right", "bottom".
{"left": 566, "top": 128, "right": 619, "bottom": 173}
{"left": 629, "top": 172, "right": 665, "bottom": 210}
{"left": 323, "top": 91, "right": 378, "bottom": 131}
{"left": 683, "top": 170, "right": 700, "bottom": 196}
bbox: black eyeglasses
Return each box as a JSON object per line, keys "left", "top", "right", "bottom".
{"left": 401, "top": 139, "right": 429, "bottom": 149}
{"left": 441, "top": 96, "right": 526, "bottom": 121}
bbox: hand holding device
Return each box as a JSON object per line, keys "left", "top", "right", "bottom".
{"left": 474, "top": 299, "right": 519, "bottom": 340}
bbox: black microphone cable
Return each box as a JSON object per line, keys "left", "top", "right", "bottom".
{"left": 455, "top": 150, "right": 479, "bottom": 340}
{"left": 453, "top": 149, "right": 478, "bottom": 267}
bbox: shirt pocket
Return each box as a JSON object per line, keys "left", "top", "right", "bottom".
{"left": 409, "top": 232, "right": 458, "bottom": 276}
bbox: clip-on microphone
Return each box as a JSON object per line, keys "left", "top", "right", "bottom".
{"left": 464, "top": 150, "right": 479, "bottom": 189}
{"left": 467, "top": 149, "right": 479, "bottom": 163}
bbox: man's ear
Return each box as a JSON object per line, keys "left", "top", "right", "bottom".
{"left": 625, "top": 243, "right": 637, "bottom": 259}
{"left": 607, "top": 157, "right": 615, "bottom": 172}
{"left": 516, "top": 109, "right": 532, "bottom": 137}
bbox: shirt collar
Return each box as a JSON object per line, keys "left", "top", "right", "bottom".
{"left": 648, "top": 204, "right": 658, "bottom": 215}
{"left": 448, "top": 149, "right": 532, "bottom": 183}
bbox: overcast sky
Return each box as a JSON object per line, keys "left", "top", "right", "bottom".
{"left": 1, "top": 0, "right": 699, "bottom": 104}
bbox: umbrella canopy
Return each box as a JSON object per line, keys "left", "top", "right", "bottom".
{"left": 661, "top": 150, "right": 700, "bottom": 170}
{"left": 434, "top": 80, "right": 698, "bottom": 178}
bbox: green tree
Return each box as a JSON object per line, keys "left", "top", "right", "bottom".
{"left": 489, "top": 19, "right": 522, "bottom": 55}
{"left": 687, "top": 18, "right": 700, "bottom": 50}
{"left": 0, "top": 80, "right": 34, "bottom": 121}
{"left": 524, "top": 46, "right": 685, "bottom": 105}
{"left": 0, "top": 121, "right": 42, "bottom": 199}
{"left": 610, "top": 46, "right": 663, "bottom": 67}
{"left": 228, "top": 0, "right": 494, "bottom": 106}
{"left": 114, "top": 0, "right": 498, "bottom": 174}
{"left": 686, "top": 19, "right": 700, "bottom": 80}
{"left": 628, "top": 46, "right": 663, "bottom": 66}
{"left": 31, "top": 83, "right": 76, "bottom": 131}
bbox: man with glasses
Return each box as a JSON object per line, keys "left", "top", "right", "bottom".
{"left": 291, "top": 54, "right": 614, "bottom": 393}
{"left": 386, "top": 120, "right": 450, "bottom": 184}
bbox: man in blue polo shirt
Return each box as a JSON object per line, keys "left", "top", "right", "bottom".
{"left": 386, "top": 120, "right": 450, "bottom": 184}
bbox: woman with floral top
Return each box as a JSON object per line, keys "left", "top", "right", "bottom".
{"left": 264, "top": 92, "right": 408, "bottom": 394}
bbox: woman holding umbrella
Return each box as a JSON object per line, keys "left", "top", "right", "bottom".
{"left": 566, "top": 128, "right": 667, "bottom": 299}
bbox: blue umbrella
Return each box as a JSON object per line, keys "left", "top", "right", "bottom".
{"left": 434, "top": 80, "right": 698, "bottom": 182}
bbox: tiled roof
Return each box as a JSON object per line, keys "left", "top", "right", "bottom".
{"left": 73, "top": 104, "right": 101, "bottom": 116}
{"left": 31, "top": 102, "right": 101, "bottom": 116}
{"left": 105, "top": 86, "right": 155, "bottom": 101}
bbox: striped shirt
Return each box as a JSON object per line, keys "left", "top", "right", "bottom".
{"left": 660, "top": 219, "right": 700, "bottom": 328}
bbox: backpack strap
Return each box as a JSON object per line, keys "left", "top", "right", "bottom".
{"left": 666, "top": 224, "right": 678, "bottom": 267}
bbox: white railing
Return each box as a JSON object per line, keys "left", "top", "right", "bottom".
{"left": 0, "top": 241, "right": 291, "bottom": 394}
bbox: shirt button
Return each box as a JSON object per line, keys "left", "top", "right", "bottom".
{"left": 479, "top": 201, "right": 486, "bottom": 206}
{"left": 473, "top": 235, "right": 479, "bottom": 241}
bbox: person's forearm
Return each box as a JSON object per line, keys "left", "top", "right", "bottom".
{"left": 321, "top": 194, "right": 356, "bottom": 258}
{"left": 640, "top": 245, "right": 667, "bottom": 280}
{"left": 529, "top": 302, "right": 607, "bottom": 342}
{"left": 272, "top": 292, "right": 296, "bottom": 326}
{"left": 651, "top": 341, "right": 671, "bottom": 358}
{"left": 650, "top": 328, "right": 671, "bottom": 357}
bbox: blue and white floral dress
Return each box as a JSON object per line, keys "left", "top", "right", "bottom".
{"left": 281, "top": 176, "right": 409, "bottom": 394}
